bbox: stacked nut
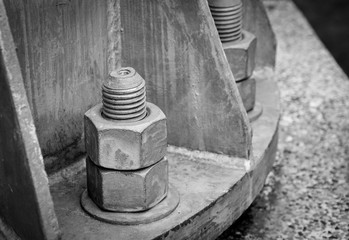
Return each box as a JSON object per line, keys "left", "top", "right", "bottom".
{"left": 84, "top": 67, "right": 169, "bottom": 212}
{"left": 209, "top": 0, "right": 257, "bottom": 113}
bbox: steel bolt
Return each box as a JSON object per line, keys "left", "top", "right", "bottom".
{"left": 208, "top": 0, "right": 243, "bottom": 43}
{"left": 102, "top": 67, "right": 147, "bottom": 122}
{"left": 209, "top": 0, "right": 258, "bottom": 115}
{"left": 84, "top": 67, "right": 169, "bottom": 212}
{"left": 208, "top": 0, "right": 257, "bottom": 82}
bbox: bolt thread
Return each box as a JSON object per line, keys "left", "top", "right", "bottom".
{"left": 102, "top": 68, "right": 147, "bottom": 121}
{"left": 209, "top": 0, "right": 243, "bottom": 43}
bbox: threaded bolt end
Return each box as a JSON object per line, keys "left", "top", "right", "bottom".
{"left": 102, "top": 67, "right": 147, "bottom": 121}
{"left": 208, "top": 0, "right": 243, "bottom": 43}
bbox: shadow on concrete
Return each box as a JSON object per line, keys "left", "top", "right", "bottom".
{"left": 293, "top": 0, "right": 349, "bottom": 77}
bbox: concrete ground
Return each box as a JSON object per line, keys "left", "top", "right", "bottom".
{"left": 292, "top": 0, "right": 349, "bottom": 77}
{"left": 218, "top": 1, "right": 349, "bottom": 239}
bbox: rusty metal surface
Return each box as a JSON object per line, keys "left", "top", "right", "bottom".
{"left": 0, "top": 0, "right": 272, "bottom": 174}
{"left": 85, "top": 103, "right": 167, "bottom": 170}
{"left": 248, "top": 102, "right": 263, "bottom": 122}
{"left": 242, "top": 0, "right": 276, "bottom": 68}
{"left": 224, "top": 30, "right": 257, "bottom": 82}
{"left": 219, "top": 2, "right": 349, "bottom": 238}
{"left": 209, "top": 0, "right": 243, "bottom": 43}
{"left": 0, "top": 0, "right": 275, "bottom": 172}
{"left": 237, "top": 77, "right": 256, "bottom": 112}
{"left": 0, "top": 1, "right": 60, "bottom": 239}
{"left": 102, "top": 68, "right": 147, "bottom": 121}
{"left": 120, "top": 0, "right": 252, "bottom": 159}
{"left": 2, "top": 0, "right": 109, "bottom": 173}
{"left": 86, "top": 157, "right": 168, "bottom": 212}
{"left": 2, "top": 0, "right": 256, "bottom": 173}
{"left": 48, "top": 68, "right": 279, "bottom": 239}
{"left": 80, "top": 185, "right": 180, "bottom": 225}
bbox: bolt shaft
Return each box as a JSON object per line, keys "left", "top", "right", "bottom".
{"left": 102, "top": 67, "right": 147, "bottom": 121}
{"left": 208, "top": 0, "right": 243, "bottom": 43}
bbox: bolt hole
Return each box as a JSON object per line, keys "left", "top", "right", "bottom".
{"left": 118, "top": 69, "right": 131, "bottom": 76}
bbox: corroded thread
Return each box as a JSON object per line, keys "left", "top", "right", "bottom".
{"left": 209, "top": 0, "right": 243, "bottom": 43}
{"left": 102, "top": 67, "right": 146, "bottom": 121}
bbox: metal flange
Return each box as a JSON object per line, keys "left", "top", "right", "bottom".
{"left": 80, "top": 186, "right": 180, "bottom": 225}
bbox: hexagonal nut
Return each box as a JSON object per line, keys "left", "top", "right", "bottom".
{"left": 236, "top": 77, "right": 256, "bottom": 112}
{"left": 223, "top": 30, "right": 257, "bottom": 82}
{"left": 84, "top": 102, "right": 167, "bottom": 170}
{"left": 87, "top": 156, "right": 168, "bottom": 212}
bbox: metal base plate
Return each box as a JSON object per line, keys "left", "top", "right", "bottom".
{"left": 80, "top": 186, "right": 180, "bottom": 225}
{"left": 248, "top": 102, "right": 263, "bottom": 122}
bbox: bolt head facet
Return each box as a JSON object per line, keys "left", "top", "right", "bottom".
{"left": 223, "top": 30, "right": 257, "bottom": 82}
{"left": 236, "top": 77, "right": 256, "bottom": 112}
{"left": 85, "top": 102, "right": 167, "bottom": 170}
{"left": 87, "top": 157, "right": 168, "bottom": 212}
